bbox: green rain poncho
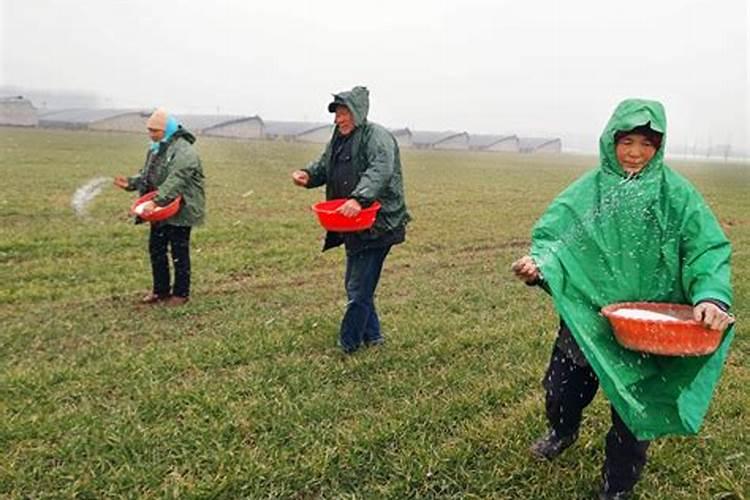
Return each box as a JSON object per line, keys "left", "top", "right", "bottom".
{"left": 530, "top": 99, "right": 734, "bottom": 440}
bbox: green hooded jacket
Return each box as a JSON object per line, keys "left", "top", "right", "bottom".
{"left": 530, "top": 99, "right": 734, "bottom": 440}
{"left": 126, "top": 127, "right": 206, "bottom": 226}
{"left": 303, "top": 86, "right": 410, "bottom": 248}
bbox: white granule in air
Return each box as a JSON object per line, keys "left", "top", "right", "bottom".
{"left": 71, "top": 176, "right": 111, "bottom": 217}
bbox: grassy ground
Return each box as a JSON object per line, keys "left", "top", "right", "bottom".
{"left": 1, "top": 127, "right": 748, "bottom": 499}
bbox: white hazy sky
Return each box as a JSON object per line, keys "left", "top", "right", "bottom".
{"left": 1, "top": 0, "right": 748, "bottom": 152}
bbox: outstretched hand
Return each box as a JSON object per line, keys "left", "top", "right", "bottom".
{"left": 511, "top": 255, "right": 540, "bottom": 284}
{"left": 291, "top": 170, "right": 309, "bottom": 187}
{"left": 113, "top": 176, "right": 128, "bottom": 189}
{"left": 693, "top": 302, "right": 735, "bottom": 331}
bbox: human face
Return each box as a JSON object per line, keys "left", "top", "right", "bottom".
{"left": 334, "top": 105, "right": 356, "bottom": 136}
{"left": 615, "top": 133, "right": 657, "bottom": 174}
{"left": 148, "top": 128, "right": 165, "bottom": 142}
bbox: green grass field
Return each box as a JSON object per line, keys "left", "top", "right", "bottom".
{"left": 1, "top": 127, "right": 748, "bottom": 499}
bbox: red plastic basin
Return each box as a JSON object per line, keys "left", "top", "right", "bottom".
{"left": 601, "top": 302, "right": 723, "bottom": 356}
{"left": 130, "top": 191, "right": 182, "bottom": 222}
{"left": 311, "top": 199, "right": 381, "bottom": 232}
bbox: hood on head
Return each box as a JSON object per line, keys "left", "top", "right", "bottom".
{"left": 599, "top": 98, "right": 667, "bottom": 176}
{"left": 327, "top": 86, "right": 369, "bottom": 127}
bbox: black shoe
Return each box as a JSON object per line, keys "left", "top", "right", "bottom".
{"left": 365, "top": 337, "right": 385, "bottom": 348}
{"left": 339, "top": 342, "right": 360, "bottom": 355}
{"left": 529, "top": 429, "right": 578, "bottom": 460}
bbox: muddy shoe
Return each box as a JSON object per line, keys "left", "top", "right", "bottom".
{"left": 165, "top": 296, "right": 189, "bottom": 307}
{"left": 141, "top": 292, "right": 170, "bottom": 305}
{"left": 529, "top": 429, "right": 578, "bottom": 460}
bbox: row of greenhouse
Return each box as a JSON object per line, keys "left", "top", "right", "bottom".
{"left": 0, "top": 96, "right": 562, "bottom": 153}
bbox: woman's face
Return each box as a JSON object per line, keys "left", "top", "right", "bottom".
{"left": 615, "top": 133, "right": 657, "bottom": 174}
{"left": 148, "top": 128, "right": 165, "bottom": 142}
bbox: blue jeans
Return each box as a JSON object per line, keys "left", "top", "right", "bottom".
{"left": 339, "top": 246, "right": 391, "bottom": 353}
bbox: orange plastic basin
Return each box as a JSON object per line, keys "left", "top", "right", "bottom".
{"left": 601, "top": 302, "right": 723, "bottom": 356}
{"left": 311, "top": 199, "right": 381, "bottom": 232}
{"left": 130, "top": 191, "right": 182, "bottom": 222}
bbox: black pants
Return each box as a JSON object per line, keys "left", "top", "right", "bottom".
{"left": 543, "top": 344, "right": 650, "bottom": 494}
{"left": 148, "top": 224, "right": 192, "bottom": 298}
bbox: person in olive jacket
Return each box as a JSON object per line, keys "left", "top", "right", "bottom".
{"left": 292, "top": 86, "right": 410, "bottom": 354}
{"left": 114, "top": 108, "right": 206, "bottom": 306}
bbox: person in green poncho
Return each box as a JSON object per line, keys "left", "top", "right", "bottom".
{"left": 511, "top": 98, "right": 735, "bottom": 499}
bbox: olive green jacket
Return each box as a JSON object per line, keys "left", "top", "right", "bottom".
{"left": 303, "top": 86, "right": 410, "bottom": 246}
{"left": 126, "top": 128, "right": 206, "bottom": 226}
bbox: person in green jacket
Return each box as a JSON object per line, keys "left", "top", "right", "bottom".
{"left": 114, "top": 108, "right": 206, "bottom": 306}
{"left": 292, "top": 86, "right": 410, "bottom": 354}
{"left": 511, "top": 99, "right": 734, "bottom": 499}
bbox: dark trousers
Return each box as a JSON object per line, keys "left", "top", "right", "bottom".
{"left": 148, "top": 224, "right": 192, "bottom": 298}
{"left": 543, "top": 344, "right": 650, "bottom": 494}
{"left": 339, "top": 246, "right": 391, "bottom": 353}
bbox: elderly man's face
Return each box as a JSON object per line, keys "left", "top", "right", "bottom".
{"left": 334, "top": 105, "right": 356, "bottom": 136}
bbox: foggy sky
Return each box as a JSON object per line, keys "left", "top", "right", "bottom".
{"left": 1, "top": 0, "right": 748, "bottom": 153}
